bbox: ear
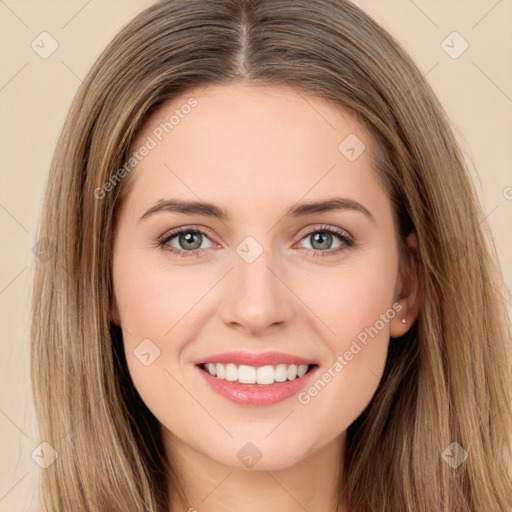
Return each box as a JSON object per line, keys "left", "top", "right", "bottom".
{"left": 390, "top": 231, "right": 422, "bottom": 338}
{"left": 111, "top": 297, "right": 121, "bottom": 326}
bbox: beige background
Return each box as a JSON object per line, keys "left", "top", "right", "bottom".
{"left": 0, "top": 1, "right": 511, "bottom": 510}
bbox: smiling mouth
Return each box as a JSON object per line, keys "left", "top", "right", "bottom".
{"left": 198, "top": 362, "right": 318, "bottom": 386}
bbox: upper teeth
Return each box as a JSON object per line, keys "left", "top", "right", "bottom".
{"left": 204, "top": 363, "right": 309, "bottom": 385}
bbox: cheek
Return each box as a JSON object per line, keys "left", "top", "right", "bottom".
{"left": 303, "top": 257, "right": 398, "bottom": 346}
{"left": 113, "top": 259, "right": 195, "bottom": 426}
{"left": 113, "top": 231, "right": 399, "bottom": 437}
{"left": 112, "top": 251, "right": 210, "bottom": 400}
{"left": 113, "top": 251, "right": 205, "bottom": 341}
{"left": 293, "top": 257, "right": 398, "bottom": 418}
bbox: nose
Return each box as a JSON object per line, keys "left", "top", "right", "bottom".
{"left": 219, "top": 247, "right": 294, "bottom": 336}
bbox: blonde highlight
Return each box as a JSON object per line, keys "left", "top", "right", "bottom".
{"left": 31, "top": 1, "right": 512, "bottom": 510}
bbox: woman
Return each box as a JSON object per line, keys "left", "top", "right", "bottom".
{"left": 31, "top": 0, "right": 512, "bottom": 510}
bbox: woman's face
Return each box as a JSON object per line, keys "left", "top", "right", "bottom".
{"left": 111, "top": 83, "right": 417, "bottom": 471}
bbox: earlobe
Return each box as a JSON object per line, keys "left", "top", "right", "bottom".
{"left": 390, "top": 313, "right": 414, "bottom": 338}
{"left": 390, "top": 232, "right": 422, "bottom": 338}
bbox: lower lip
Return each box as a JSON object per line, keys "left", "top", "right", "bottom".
{"left": 196, "top": 365, "right": 319, "bottom": 406}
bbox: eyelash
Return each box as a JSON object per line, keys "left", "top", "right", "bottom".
{"left": 156, "top": 224, "right": 355, "bottom": 258}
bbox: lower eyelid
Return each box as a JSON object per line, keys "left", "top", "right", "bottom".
{"left": 160, "top": 226, "right": 353, "bottom": 255}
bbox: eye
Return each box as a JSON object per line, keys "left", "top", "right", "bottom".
{"left": 295, "top": 224, "right": 354, "bottom": 256}
{"left": 156, "top": 224, "right": 354, "bottom": 258}
{"left": 157, "top": 226, "right": 216, "bottom": 257}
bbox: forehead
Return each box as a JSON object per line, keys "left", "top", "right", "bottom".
{"left": 132, "top": 82, "right": 367, "bottom": 157}
{"left": 123, "top": 83, "right": 387, "bottom": 221}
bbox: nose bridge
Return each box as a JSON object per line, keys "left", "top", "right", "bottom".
{"left": 220, "top": 236, "right": 293, "bottom": 333}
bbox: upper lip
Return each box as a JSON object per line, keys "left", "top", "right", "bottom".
{"left": 194, "top": 351, "right": 318, "bottom": 367}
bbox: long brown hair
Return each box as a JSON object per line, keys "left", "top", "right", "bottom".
{"left": 31, "top": 0, "right": 512, "bottom": 510}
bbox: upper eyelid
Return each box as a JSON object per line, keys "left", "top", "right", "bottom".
{"left": 160, "top": 225, "right": 218, "bottom": 243}
{"left": 159, "top": 224, "right": 353, "bottom": 247}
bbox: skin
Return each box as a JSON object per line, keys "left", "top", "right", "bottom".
{"left": 111, "top": 83, "right": 421, "bottom": 512}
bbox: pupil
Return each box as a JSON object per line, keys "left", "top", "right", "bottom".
{"left": 177, "top": 231, "right": 332, "bottom": 251}
{"left": 181, "top": 232, "right": 201, "bottom": 250}
{"left": 312, "top": 232, "right": 331, "bottom": 250}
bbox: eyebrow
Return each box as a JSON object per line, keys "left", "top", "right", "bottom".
{"left": 138, "top": 197, "right": 375, "bottom": 224}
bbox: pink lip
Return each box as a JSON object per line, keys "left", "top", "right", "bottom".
{"left": 195, "top": 364, "right": 319, "bottom": 406}
{"left": 193, "top": 351, "right": 317, "bottom": 367}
